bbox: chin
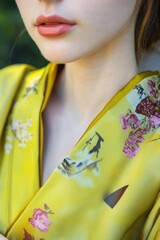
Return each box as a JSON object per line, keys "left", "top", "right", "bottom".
{"left": 39, "top": 49, "right": 81, "bottom": 64}
{"left": 33, "top": 39, "right": 78, "bottom": 64}
{"left": 42, "top": 54, "right": 74, "bottom": 64}
{"left": 34, "top": 38, "right": 95, "bottom": 64}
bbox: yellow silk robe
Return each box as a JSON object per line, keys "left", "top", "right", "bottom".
{"left": 0, "top": 63, "right": 159, "bottom": 240}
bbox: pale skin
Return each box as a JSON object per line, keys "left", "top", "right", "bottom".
{"left": 14, "top": 0, "right": 139, "bottom": 184}
{"left": 1, "top": 0, "right": 139, "bottom": 237}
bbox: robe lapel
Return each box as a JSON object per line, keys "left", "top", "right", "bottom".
{"left": 6, "top": 70, "right": 160, "bottom": 239}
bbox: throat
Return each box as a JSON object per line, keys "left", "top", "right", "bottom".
{"left": 41, "top": 99, "right": 92, "bottom": 185}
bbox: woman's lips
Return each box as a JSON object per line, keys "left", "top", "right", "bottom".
{"left": 35, "top": 15, "right": 76, "bottom": 37}
{"left": 37, "top": 23, "right": 75, "bottom": 37}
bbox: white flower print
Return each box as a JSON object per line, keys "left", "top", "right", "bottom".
{"left": 4, "top": 135, "right": 13, "bottom": 154}
{"left": 6, "top": 136, "right": 12, "bottom": 142}
{"left": 4, "top": 143, "right": 12, "bottom": 154}
{"left": 4, "top": 119, "right": 33, "bottom": 154}
{"left": 11, "top": 119, "right": 33, "bottom": 147}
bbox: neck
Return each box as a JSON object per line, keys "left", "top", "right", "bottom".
{"left": 54, "top": 26, "right": 138, "bottom": 124}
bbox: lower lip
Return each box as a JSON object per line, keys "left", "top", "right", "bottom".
{"left": 36, "top": 23, "right": 75, "bottom": 37}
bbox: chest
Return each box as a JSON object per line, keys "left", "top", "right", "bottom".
{"left": 42, "top": 108, "right": 87, "bottom": 184}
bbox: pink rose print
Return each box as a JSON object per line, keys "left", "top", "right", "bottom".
{"left": 29, "top": 209, "right": 52, "bottom": 232}
{"left": 28, "top": 204, "right": 54, "bottom": 233}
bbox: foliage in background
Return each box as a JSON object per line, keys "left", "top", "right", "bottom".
{"left": 0, "top": 2, "right": 48, "bottom": 69}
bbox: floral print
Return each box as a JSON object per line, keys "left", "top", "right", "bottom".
{"left": 147, "top": 79, "right": 160, "bottom": 99}
{"left": 120, "top": 111, "right": 141, "bottom": 130}
{"left": 1, "top": 64, "right": 160, "bottom": 240}
{"left": 4, "top": 136, "right": 13, "bottom": 154}
{"left": 122, "top": 126, "right": 146, "bottom": 158}
{"left": 23, "top": 205, "right": 54, "bottom": 240}
{"left": 28, "top": 205, "right": 54, "bottom": 232}
{"left": 4, "top": 119, "right": 33, "bottom": 154}
{"left": 29, "top": 209, "right": 52, "bottom": 232}
{"left": 120, "top": 77, "right": 160, "bottom": 158}
{"left": 11, "top": 119, "right": 33, "bottom": 147}
{"left": 149, "top": 116, "right": 160, "bottom": 127}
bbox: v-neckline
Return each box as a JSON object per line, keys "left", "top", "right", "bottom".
{"left": 39, "top": 63, "right": 156, "bottom": 187}
{"left": 6, "top": 65, "right": 159, "bottom": 238}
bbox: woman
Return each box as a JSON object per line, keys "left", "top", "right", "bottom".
{"left": 0, "top": 0, "right": 160, "bottom": 239}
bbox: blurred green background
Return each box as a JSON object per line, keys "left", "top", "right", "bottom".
{"left": 0, "top": 1, "right": 48, "bottom": 69}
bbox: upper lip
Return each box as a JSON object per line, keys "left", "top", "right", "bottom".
{"left": 35, "top": 14, "right": 76, "bottom": 26}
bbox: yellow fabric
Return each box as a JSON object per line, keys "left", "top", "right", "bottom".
{"left": 0, "top": 63, "right": 159, "bottom": 240}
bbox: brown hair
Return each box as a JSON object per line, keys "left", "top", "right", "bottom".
{"left": 135, "top": 0, "right": 160, "bottom": 61}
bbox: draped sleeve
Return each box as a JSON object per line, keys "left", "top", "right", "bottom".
{"left": 0, "top": 64, "right": 35, "bottom": 234}
{"left": 0, "top": 64, "right": 35, "bottom": 138}
{"left": 0, "top": 66, "right": 159, "bottom": 239}
{"left": 142, "top": 192, "right": 160, "bottom": 239}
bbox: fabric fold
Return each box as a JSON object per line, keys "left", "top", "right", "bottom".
{"left": 0, "top": 64, "right": 159, "bottom": 239}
